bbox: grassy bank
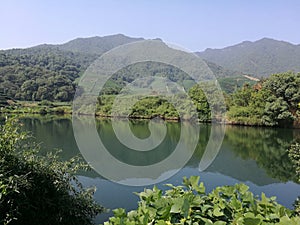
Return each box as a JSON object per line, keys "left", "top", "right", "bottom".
{"left": 0, "top": 100, "right": 72, "bottom": 115}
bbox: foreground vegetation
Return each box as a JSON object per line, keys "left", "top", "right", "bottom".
{"left": 103, "top": 176, "right": 300, "bottom": 225}
{"left": 0, "top": 119, "right": 103, "bottom": 225}
{"left": 1, "top": 116, "right": 300, "bottom": 225}
{"left": 288, "top": 143, "right": 300, "bottom": 215}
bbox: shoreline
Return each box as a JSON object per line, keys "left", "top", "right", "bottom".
{"left": 1, "top": 100, "right": 299, "bottom": 128}
{"left": 2, "top": 109, "right": 299, "bottom": 129}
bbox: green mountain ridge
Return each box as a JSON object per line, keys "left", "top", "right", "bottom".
{"left": 197, "top": 38, "right": 300, "bottom": 77}
{"left": 50, "top": 33, "right": 144, "bottom": 55}
{"left": 2, "top": 34, "right": 298, "bottom": 102}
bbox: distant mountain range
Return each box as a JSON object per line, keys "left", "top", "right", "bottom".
{"left": 31, "top": 35, "right": 300, "bottom": 78}
{"left": 2, "top": 34, "right": 244, "bottom": 79}
{"left": 4, "top": 34, "right": 299, "bottom": 78}
{"left": 1, "top": 34, "right": 300, "bottom": 101}
{"left": 36, "top": 34, "right": 144, "bottom": 55}
{"left": 197, "top": 38, "right": 300, "bottom": 77}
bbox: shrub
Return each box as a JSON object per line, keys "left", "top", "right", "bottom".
{"left": 0, "top": 118, "right": 104, "bottom": 225}
{"left": 103, "top": 176, "right": 300, "bottom": 225}
{"left": 39, "top": 100, "right": 54, "bottom": 107}
{"left": 288, "top": 143, "right": 300, "bottom": 215}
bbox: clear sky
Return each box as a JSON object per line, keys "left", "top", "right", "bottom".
{"left": 1, "top": 0, "right": 300, "bottom": 51}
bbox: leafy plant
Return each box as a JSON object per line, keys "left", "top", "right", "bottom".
{"left": 103, "top": 176, "right": 300, "bottom": 225}
{"left": 0, "top": 118, "right": 104, "bottom": 225}
{"left": 288, "top": 143, "right": 300, "bottom": 215}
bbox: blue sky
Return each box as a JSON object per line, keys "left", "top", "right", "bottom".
{"left": 1, "top": 0, "right": 300, "bottom": 51}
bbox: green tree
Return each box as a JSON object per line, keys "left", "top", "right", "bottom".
{"left": 288, "top": 143, "right": 300, "bottom": 215}
{"left": 188, "top": 85, "right": 210, "bottom": 121}
{"left": 0, "top": 119, "right": 103, "bottom": 225}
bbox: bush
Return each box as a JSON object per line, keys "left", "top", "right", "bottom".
{"left": 39, "top": 100, "right": 54, "bottom": 107}
{"left": 103, "top": 176, "right": 300, "bottom": 225}
{"left": 0, "top": 118, "right": 104, "bottom": 225}
{"left": 288, "top": 143, "right": 300, "bottom": 215}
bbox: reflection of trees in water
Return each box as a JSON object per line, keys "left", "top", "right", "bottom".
{"left": 186, "top": 124, "right": 211, "bottom": 166}
{"left": 20, "top": 116, "right": 76, "bottom": 159}
{"left": 97, "top": 119, "right": 200, "bottom": 167}
{"left": 19, "top": 117, "right": 299, "bottom": 183}
{"left": 224, "top": 126, "right": 299, "bottom": 183}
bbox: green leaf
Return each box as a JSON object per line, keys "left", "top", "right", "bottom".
{"left": 201, "top": 204, "right": 213, "bottom": 212}
{"left": 170, "top": 198, "right": 183, "bottom": 213}
{"left": 243, "top": 217, "right": 261, "bottom": 225}
{"left": 238, "top": 183, "right": 249, "bottom": 195}
{"left": 243, "top": 213, "right": 262, "bottom": 225}
{"left": 113, "top": 208, "right": 127, "bottom": 218}
{"left": 213, "top": 207, "right": 224, "bottom": 217}
{"left": 231, "top": 196, "right": 242, "bottom": 210}
{"left": 213, "top": 221, "right": 226, "bottom": 225}
{"left": 182, "top": 197, "right": 190, "bottom": 218}
{"left": 156, "top": 220, "right": 170, "bottom": 225}
{"left": 200, "top": 217, "right": 213, "bottom": 225}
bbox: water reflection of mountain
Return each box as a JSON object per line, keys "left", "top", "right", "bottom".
{"left": 19, "top": 116, "right": 299, "bottom": 186}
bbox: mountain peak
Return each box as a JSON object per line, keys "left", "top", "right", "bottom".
{"left": 198, "top": 38, "right": 300, "bottom": 77}
{"left": 56, "top": 34, "right": 144, "bottom": 55}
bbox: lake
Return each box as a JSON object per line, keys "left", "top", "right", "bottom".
{"left": 19, "top": 116, "right": 300, "bottom": 223}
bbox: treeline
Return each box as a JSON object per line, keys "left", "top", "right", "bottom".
{"left": 1, "top": 47, "right": 300, "bottom": 127}
{"left": 227, "top": 71, "right": 300, "bottom": 127}
{"left": 0, "top": 47, "right": 96, "bottom": 101}
{"left": 96, "top": 71, "right": 300, "bottom": 126}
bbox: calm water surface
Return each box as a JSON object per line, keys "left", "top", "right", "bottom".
{"left": 19, "top": 116, "right": 300, "bottom": 223}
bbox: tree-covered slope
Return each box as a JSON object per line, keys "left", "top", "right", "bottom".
{"left": 197, "top": 38, "right": 300, "bottom": 77}
{"left": 0, "top": 34, "right": 246, "bottom": 102}
{"left": 53, "top": 34, "right": 144, "bottom": 55}
{"left": 0, "top": 47, "right": 92, "bottom": 101}
{"left": 0, "top": 35, "right": 145, "bottom": 101}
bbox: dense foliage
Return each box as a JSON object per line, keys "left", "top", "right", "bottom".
{"left": 289, "top": 143, "right": 300, "bottom": 182}
{"left": 103, "top": 176, "right": 300, "bottom": 225}
{"left": 288, "top": 143, "right": 300, "bottom": 215}
{"left": 227, "top": 71, "right": 300, "bottom": 126}
{"left": 0, "top": 119, "right": 103, "bottom": 225}
{"left": 0, "top": 47, "right": 97, "bottom": 101}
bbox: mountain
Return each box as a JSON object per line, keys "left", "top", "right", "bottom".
{"left": 202, "top": 59, "right": 243, "bottom": 78}
{"left": 52, "top": 34, "right": 144, "bottom": 55}
{"left": 0, "top": 34, "right": 146, "bottom": 102}
{"left": 0, "top": 34, "right": 256, "bottom": 102}
{"left": 197, "top": 38, "right": 300, "bottom": 77}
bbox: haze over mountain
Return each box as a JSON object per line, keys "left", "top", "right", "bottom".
{"left": 197, "top": 38, "right": 300, "bottom": 77}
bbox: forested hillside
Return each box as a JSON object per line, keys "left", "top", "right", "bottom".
{"left": 0, "top": 34, "right": 244, "bottom": 102}
{"left": 55, "top": 34, "right": 144, "bottom": 54}
{"left": 197, "top": 38, "right": 300, "bottom": 77}
{"left": 0, "top": 35, "right": 144, "bottom": 101}
{"left": 0, "top": 47, "right": 92, "bottom": 101}
{"left": 1, "top": 35, "right": 300, "bottom": 127}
